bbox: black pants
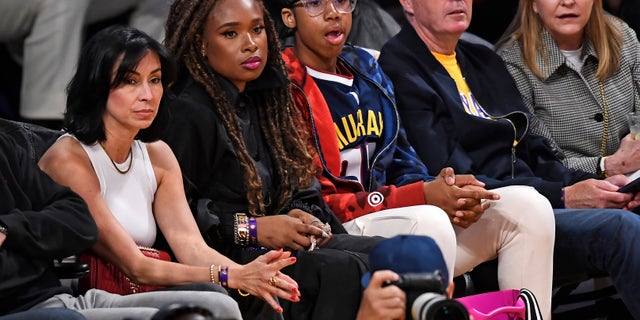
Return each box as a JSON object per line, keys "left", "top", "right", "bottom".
{"left": 230, "top": 234, "right": 383, "bottom": 320}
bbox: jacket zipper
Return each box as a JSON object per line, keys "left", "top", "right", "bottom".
{"left": 290, "top": 82, "right": 366, "bottom": 191}
{"left": 293, "top": 56, "right": 401, "bottom": 191}
{"left": 343, "top": 57, "right": 400, "bottom": 190}
{"left": 460, "top": 61, "right": 525, "bottom": 179}
{"left": 487, "top": 115, "right": 521, "bottom": 179}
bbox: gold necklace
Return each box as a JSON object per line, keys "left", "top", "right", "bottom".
{"left": 99, "top": 141, "right": 133, "bottom": 174}
{"left": 598, "top": 81, "right": 609, "bottom": 158}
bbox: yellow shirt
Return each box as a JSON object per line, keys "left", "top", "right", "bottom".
{"left": 433, "top": 51, "right": 519, "bottom": 146}
{"left": 431, "top": 51, "right": 489, "bottom": 119}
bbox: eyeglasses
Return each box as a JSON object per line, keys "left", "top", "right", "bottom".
{"left": 293, "top": 0, "right": 358, "bottom": 17}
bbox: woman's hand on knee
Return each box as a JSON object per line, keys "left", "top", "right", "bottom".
{"left": 230, "top": 249, "right": 301, "bottom": 312}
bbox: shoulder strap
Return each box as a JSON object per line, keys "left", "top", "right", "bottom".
{"left": 519, "top": 288, "right": 544, "bottom": 320}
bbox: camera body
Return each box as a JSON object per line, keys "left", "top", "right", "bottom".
{"left": 385, "top": 272, "right": 469, "bottom": 320}
{"left": 386, "top": 272, "right": 447, "bottom": 293}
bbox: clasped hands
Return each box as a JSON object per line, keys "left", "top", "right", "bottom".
{"left": 423, "top": 167, "right": 499, "bottom": 228}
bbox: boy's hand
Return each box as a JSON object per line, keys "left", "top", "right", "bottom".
{"left": 424, "top": 168, "right": 499, "bottom": 228}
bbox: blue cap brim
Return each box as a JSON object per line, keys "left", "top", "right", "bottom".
{"left": 361, "top": 272, "right": 372, "bottom": 288}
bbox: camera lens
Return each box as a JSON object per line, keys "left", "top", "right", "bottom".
{"left": 412, "top": 293, "right": 469, "bottom": 320}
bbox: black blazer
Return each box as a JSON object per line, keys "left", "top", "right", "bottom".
{"left": 379, "top": 24, "right": 596, "bottom": 208}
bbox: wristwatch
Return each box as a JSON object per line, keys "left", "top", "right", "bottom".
{"left": 597, "top": 157, "right": 607, "bottom": 177}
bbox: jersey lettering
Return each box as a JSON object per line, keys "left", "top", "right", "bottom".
{"left": 334, "top": 110, "right": 384, "bottom": 150}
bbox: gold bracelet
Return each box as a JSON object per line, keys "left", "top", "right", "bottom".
{"left": 235, "top": 213, "right": 250, "bottom": 246}
{"left": 238, "top": 289, "right": 250, "bottom": 297}
{"left": 209, "top": 264, "right": 217, "bottom": 284}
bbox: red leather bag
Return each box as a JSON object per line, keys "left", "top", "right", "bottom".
{"left": 78, "top": 246, "right": 171, "bottom": 295}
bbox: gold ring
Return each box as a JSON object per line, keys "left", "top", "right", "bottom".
{"left": 268, "top": 276, "right": 278, "bottom": 287}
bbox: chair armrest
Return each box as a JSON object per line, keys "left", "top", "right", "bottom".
{"left": 54, "top": 257, "right": 89, "bottom": 279}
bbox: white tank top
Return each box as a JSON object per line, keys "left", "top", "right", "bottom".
{"left": 64, "top": 134, "right": 158, "bottom": 247}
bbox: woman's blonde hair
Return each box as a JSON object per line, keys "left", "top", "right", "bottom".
{"left": 496, "top": 0, "right": 622, "bottom": 81}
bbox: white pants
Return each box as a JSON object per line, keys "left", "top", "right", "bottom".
{"left": 456, "top": 185, "right": 554, "bottom": 319}
{"left": 343, "top": 185, "right": 555, "bottom": 319}
{"left": 0, "top": 0, "right": 169, "bottom": 120}
{"left": 343, "top": 204, "right": 457, "bottom": 283}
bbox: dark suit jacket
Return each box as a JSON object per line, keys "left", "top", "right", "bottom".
{"left": 378, "top": 24, "right": 596, "bottom": 208}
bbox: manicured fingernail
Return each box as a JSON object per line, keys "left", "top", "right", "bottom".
{"left": 292, "top": 287, "right": 299, "bottom": 293}
{"left": 321, "top": 231, "right": 329, "bottom": 238}
{"left": 291, "top": 295, "right": 300, "bottom": 301}
{"left": 290, "top": 257, "right": 297, "bottom": 262}
{"left": 277, "top": 307, "right": 283, "bottom": 313}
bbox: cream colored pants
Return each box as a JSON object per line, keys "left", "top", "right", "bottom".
{"left": 343, "top": 185, "right": 555, "bottom": 319}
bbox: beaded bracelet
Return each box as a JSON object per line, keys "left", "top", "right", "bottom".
{"left": 560, "top": 187, "right": 566, "bottom": 208}
{"left": 234, "top": 213, "right": 250, "bottom": 247}
{"left": 248, "top": 217, "right": 258, "bottom": 246}
{"left": 218, "top": 265, "right": 229, "bottom": 288}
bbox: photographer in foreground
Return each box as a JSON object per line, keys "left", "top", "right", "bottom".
{"left": 357, "top": 270, "right": 406, "bottom": 320}
{"left": 358, "top": 235, "right": 465, "bottom": 320}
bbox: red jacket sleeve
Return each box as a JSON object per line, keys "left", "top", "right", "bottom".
{"left": 316, "top": 156, "right": 427, "bottom": 222}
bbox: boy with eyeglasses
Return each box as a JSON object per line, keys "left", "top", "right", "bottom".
{"left": 275, "top": 0, "right": 556, "bottom": 316}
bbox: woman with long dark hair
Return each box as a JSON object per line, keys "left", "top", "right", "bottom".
{"left": 39, "top": 25, "right": 298, "bottom": 318}
{"left": 163, "top": 0, "right": 381, "bottom": 319}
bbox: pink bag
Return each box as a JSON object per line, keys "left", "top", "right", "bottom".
{"left": 456, "top": 288, "right": 542, "bottom": 320}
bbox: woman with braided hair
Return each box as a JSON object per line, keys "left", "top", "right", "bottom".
{"left": 163, "top": 0, "right": 382, "bottom": 319}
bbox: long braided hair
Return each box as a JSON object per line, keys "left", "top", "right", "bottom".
{"left": 165, "top": 0, "right": 314, "bottom": 216}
